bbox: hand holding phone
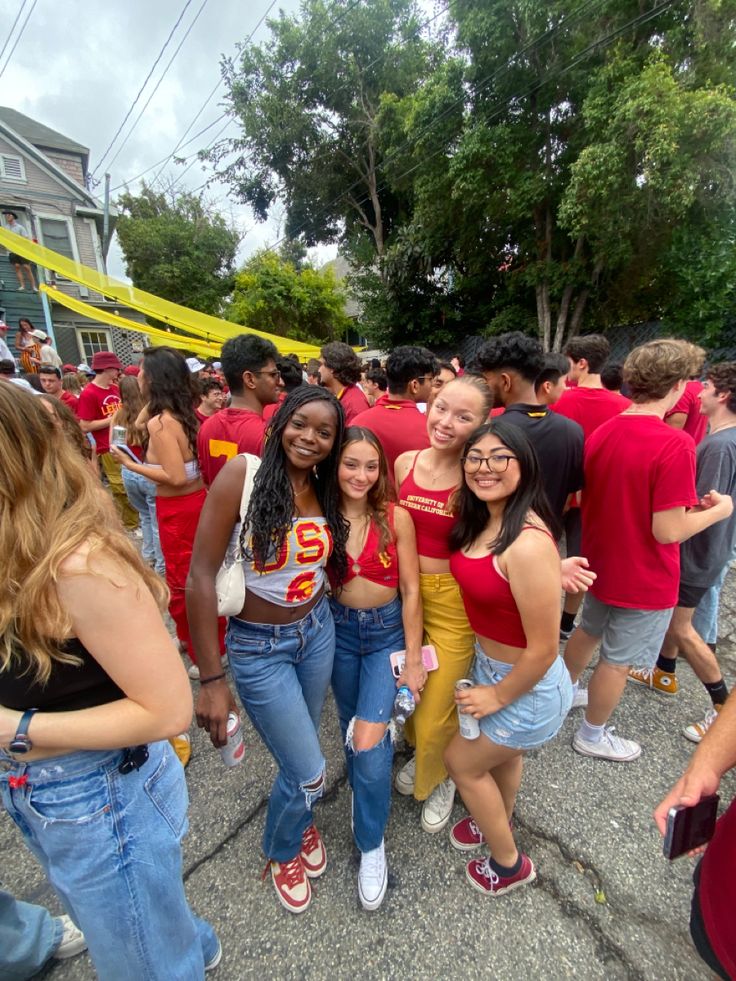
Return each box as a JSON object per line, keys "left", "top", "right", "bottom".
{"left": 390, "top": 645, "right": 439, "bottom": 679}
{"left": 663, "top": 794, "right": 719, "bottom": 860}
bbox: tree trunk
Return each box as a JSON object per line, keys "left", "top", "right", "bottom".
{"left": 536, "top": 283, "right": 551, "bottom": 351}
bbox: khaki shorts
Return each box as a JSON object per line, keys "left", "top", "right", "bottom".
{"left": 580, "top": 593, "right": 673, "bottom": 669}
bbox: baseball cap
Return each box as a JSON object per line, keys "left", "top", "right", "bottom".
{"left": 77, "top": 363, "right": 94, "bottom": 375}
{"left": 185, "top": 357, "right": 205, "bottom": 373}
{"left": 91, "top": 351, "right": 123, "bottom": 372}
{"left": 62, "top": 363, "right": 77, "bottom": 373}
{"left": 0, "top": 320, "right": 8, "bottom": 330}
{"left": 123, "top": 365, "right": 140, "bottom": 376}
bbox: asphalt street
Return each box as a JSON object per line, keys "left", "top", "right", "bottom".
{"left": 4, "top": 574, "right": 736, "bottom": 980}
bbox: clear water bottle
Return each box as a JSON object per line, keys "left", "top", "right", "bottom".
{"left": 393, "top": 685, "right": 415, "bottom": 725}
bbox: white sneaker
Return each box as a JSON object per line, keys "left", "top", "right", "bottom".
{"left": 394, "top": 755, "right": 416, "bottom": 796}
{"left": 421, "top": 778, "right": 456, "bottom": 833}
{"left": 572, "top": 726, "right": 641, "bottom": 762}
{"left": 188, "top": 655, "right": 228, "bottom": 681}
{"left": 205, "top": 938, "right": 223, "bottom": 972}
{"left": 53, "top": 915, "right": 87, "bottom": 960}
{"left": 571, "top": 686, "right": 588, "bottom": 708}
{"left": 358, "top": 841, "right": 388, "bottom": 910}
{"left": 682, "top": 705, "right": 721, "bottom": 744}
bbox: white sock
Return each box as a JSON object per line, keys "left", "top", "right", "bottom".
{"left": 572, "top": 681, "right": 579, "bottom": 696}
{"left": 578, "top": 718, "right": 605, "bottom": 743}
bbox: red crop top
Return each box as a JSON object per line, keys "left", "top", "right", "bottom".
{"left": 449, "top": 527, "right": 556, "bottom": 647}
{"left": 398, "top": 457, "right": 456, "bottom": 560}
{"left": 329, "top": 504, "right": 399, "bottom": 590}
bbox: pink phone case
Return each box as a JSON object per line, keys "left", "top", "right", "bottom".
{"left": 389, "top": 645, "right": 439, "bottom": 678}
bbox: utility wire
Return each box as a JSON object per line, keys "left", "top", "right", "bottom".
{"left": 91, "top": 0, "right": 195, "bottom": 177}
{"left": 0, "top": 0, "right": 26, "bottom": 68}
{"left": 0, "top": 0, "right": 37, "bottom": 82}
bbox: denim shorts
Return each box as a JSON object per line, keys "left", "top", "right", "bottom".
{"left": 472, "top": 643, "right": 573, "bottom": 750}
{"left": 579, "top": 593, "right": 673, "bottom": 669}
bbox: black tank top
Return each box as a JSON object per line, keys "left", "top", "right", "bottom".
{"left": 0, "top": 638, "right": 125, "bottom": 711}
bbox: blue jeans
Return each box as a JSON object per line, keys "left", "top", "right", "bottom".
{"left": 0, "top": 889, "right": 62, "bottom": 981}
{"left": 226, "top": 594, "right": 334, "bottom": 862}
{"left": 0, "top": 741, "right": 218, "bottom": 981}
{"left": 692, "top": 560, "right": 732, "bottom": 645}
{"left": 122, "top": 467, "right": 165, "bottom": 574}
{"left": 330, "top": 596, "right": 404, "bottom": 853}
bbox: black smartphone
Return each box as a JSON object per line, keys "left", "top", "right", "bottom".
{"left": 663, "top": 793, "right": 719, "bottom": 860}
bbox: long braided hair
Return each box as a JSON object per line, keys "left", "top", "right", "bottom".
{"left": 242, "top": 386, "right": 350, "bottom": 584}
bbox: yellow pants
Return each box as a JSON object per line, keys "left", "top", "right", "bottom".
{"left": 100, "top": 452, "right": 139, "bottom": 531}
{"left": 405, "top": 573, "right": 475, "bottom": 800}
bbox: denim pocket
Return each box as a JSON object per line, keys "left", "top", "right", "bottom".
{"left": 226, "top": 629, "right": 274, "bottom": 659}
{"left": 144, "top": 749, "right": 189, "bottom": 841}
{"left": 26, "top": 770, "right": 111, "bottom": 826}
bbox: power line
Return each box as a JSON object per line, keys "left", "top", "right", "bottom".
{"left": 0, "top": 0, "right": 27, "bottom": 68}
{"left": 167, "top": 118, "right": 235, "bottom": 191}
{"left": 0, "top": 0, "right": 37, "bottom": 82}
{"left": 91, "top": 0, "right": 195, "bottom": 177}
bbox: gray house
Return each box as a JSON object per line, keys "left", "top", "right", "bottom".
{"left": 0, "top": 106, "right": 146, "bottom": 366}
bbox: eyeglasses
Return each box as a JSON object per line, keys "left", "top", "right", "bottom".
{"left": 253, "top": 369, "right": 281, "bottom": 379}
{"left": 462, "top": 453, "right": 518, "bottom": 474}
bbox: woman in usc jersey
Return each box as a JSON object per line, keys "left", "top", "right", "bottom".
{"left": 0, "top": 384, "right": 221, "bottom": 978}
{"left": 328, "top": 427, "right": 424, "bottom": 910}
{"left": 444, "top": 420, "right": 573, "bottom": 897}
{"left": 187, "top": 386, "right": 348, "bottom": 915}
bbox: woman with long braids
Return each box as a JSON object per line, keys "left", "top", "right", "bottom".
{"left": 0, "top": 384, "right": 221, "bottom": 978}
{"left": 444, "top": 420, "right": 572, "bottom": 897}
{"left": 187, "top": 386, "right": 348, "bottom": 915}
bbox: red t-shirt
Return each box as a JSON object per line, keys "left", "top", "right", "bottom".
{"left": 665, "top": 380, "right": 707, "bottom": 444}
{"left": 351, "top": 396, "right": 430, "bottom": 475}
{"left": 263, "top": 392, "right": 286, "bottom": 422}
{"left": 77, "top": 382, "right": 121, "bottom": 454}
{"left": 552, "top": 386, "right": 631, "bottom": 441}
{"left": 337, "top": 384, "right": 369, "bottom": 424}
{"left": 699, "top": 796, "right": 736, "bottom": 978}
{"left": 60, "top": 390, "right": 79, "bottom": 416}
{"left": 581, "top": 415, "right": 697, "bottom": 609}
{"left": 197, "top": 407, "right": 266, "bottom": 486}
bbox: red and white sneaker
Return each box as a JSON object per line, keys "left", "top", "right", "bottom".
{"left": 465, "top": 854, "right": 536, "bottom": 897}
{"left": 270, "top": 856, "right": 311, "bottom": 913}
{"left": 450, "top": 816, "right": 486, "bottom": 852}
{"left": 300, "top": 824, "right": 327, "bottom": 879}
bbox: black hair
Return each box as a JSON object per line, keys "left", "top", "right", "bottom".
{"left": 600, "top": 362, "right": 624, "bottom": 392}
{"left": 0, "top": 359, "right": 15, "bottom": 375}
{"left": 535, "top": 352, "right": 569, "bottom": 391}
{"left": 38, "top": 364, "right": 62, "bottom": 379}
{"left": 221, "top": 334, "right": 279, "bottom": 395}
{"left": 385, "top": 345, "right": 438, "bottom": 394}
{"left": 18, "top": 318, "right": 37, "bottom": 332}
{"left": 320, "top": 341, "right": 362, "bottom": 385}
{"left": 200, "top": 378, "right": 223, "bottom": 397}
{"left": 243, "top": 386, "right": 349, "bottom": 584}
{"left": 366, "top": 368, "right": 387, "bottom": 391}
{"left": 449, "top": 420, "right": 559, "bottom": 554}
{"left": 437, "top": 361, "right": 457, "bottom": 377}
{"left": 564, "top": 334, "right": 610, "bottom": 374}
{"left": 141, "top": 347, "right": 200, "bottom": 454}
{"left": 277, "top": 358, "right": 305, "bottom": 393}
{"left": 453, "top": 354, "right": 465, "bottom": 369}
{"left": 475, "top": 332, "right": 544, "bottom": 384}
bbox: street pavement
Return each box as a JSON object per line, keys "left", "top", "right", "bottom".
{"left": 4, "top": 574, "right": 736, "bottom": 981}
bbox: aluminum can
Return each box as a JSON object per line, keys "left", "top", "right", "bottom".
{"left": 456, "top": 678, "right": 481, "bottom": 740}
{"left": 112, "top": 425, "right": 127, "bottom": 446}
{"left": 220, "top": 712, "right": 245, "bottom": 767}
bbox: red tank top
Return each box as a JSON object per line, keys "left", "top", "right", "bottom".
{"left": 328, "top": 504, "right": 399, "bottom": 590}
{"left": 398, "top": 455, "right": 456, "bottom": 559}
{"left": 450, "top": 527, "right": 556, "bottom": 647}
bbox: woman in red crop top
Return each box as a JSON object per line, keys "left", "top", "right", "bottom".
{"left": 443, "top": 420, "right": 573, "bottom": 898}
{"left": 0, "top": 384, "right": 220, "bottom": 977}
{"left": 328, "top": 427, "right": 423, "bottom": 910}
{"left": 187, "top": 386, "right": 349, "bottom": 915}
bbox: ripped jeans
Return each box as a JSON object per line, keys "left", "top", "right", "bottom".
{"left": 330, "top": 596, "right": 404, "bottom": 853}
{"left": 226, "top": 594, "right": 334, "bottom": 862}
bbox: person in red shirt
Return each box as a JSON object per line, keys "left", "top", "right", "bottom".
{"left": 318, "top": 341, "right": 369, "bottom": 423}
{"left": 194, "top": 379, "right": 225, "bottom": 425}
{"left": 77, "top": 351, "right": 138, "bottom": 530}
{"left": 351, "top": 346, "right": 437, "bottom": 475}
{"left": 564, "top": 339, "right": 733, "bottom": 762}
{"left": 38, "top": 364, "right": 79, "bottom": 415}
{"left": 552, "top": 334, "right": 631, "bottom": 639}
{"left": 665, "top": 343, "right": 707, "bottom": 444}
{"left": 197, "top": 335, "right": 281, "bottom": 486}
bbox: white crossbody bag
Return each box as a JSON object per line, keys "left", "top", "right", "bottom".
{"left": 215, "top": 453, "right": 261, "bottom": 616}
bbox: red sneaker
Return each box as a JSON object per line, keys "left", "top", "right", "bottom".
{"left": 300, "top": 824, "right": 327, "bottom": 879}
{"left": 270, "top": 856, "right": 311, "bottom": 913}
{"left": 450, "top": 816, "right": 486, "bottom": 852}
{"left": 465, "top": 854, "right": 536, "bottom": 897}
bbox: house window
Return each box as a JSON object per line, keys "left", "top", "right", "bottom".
{"left": 38, "top": 217, "right": 76, "bottom": 262}
{"left": 78, "top": 328, "right": 112, "bottom": 362}
{"left": 0, "top": 153, "right": 26, "bottom": 182}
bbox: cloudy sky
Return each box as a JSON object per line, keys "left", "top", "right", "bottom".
{"left": 0, "top": 0, "right": 336, "bottom": 278}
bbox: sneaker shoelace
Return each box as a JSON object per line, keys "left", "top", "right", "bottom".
{"left": 477, "top": 858, "right": 500, "bottom": 886}
{"left": 433, "top": 780, "right": 453, "bottom": 807}
{"left": 277, "top": 855, "right": 305, "bottom": 888}
{"left": 362, "top": 847, "right": 384, "bottom": 879}
{"left": 602, "top": 727, "right": 631, "bottom": 753}
{"left": 468, "top": 819, "right": 482, "bottom": 839}
{"left": 301, "top": 825, "right": 320, "bottom": 857}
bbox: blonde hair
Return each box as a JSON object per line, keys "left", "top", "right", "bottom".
{"left": 0, "top": 384, "right": 168, "bottom": 683}
{"left": 623, "top": 339, "right": 693, "bottom": 403}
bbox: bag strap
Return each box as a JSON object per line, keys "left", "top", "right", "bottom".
{"left": 233, "top": 452, "right": 261, "bottom": 560}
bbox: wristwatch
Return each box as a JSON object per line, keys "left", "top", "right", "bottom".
{"left": 9, "top": 708, "right": 38, "bottom": 754}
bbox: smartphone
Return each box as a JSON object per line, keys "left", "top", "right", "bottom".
{"left": 114, "top": 443, "right": 140, "bottom": 463}
{"left": 663, "top": 794, "right": 719, "bottom": 860}
{"left": 390, "top": 645, "right": 439, "bottom": 679}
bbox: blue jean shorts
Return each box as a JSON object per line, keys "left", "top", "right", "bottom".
{"left": 472, "top": 643, "right": 573, "bottom": 750}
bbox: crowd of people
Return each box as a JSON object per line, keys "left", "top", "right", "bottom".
{"left": 1, "top": 331, "right": 735, "bottom": 979}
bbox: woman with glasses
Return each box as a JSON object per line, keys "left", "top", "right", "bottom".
{"left": 444, "top": 420, "right": 573, "bottom": 897}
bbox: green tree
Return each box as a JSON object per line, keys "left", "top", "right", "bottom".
{"left": 228, "top": 250, "right": 350, "bottom": 343}
{"left": 115, "top": 183, "right": 240, "bottom": 314}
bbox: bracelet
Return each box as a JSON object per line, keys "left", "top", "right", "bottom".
{"left": 199, "top": 672, "right": 226, "bottom": 686}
